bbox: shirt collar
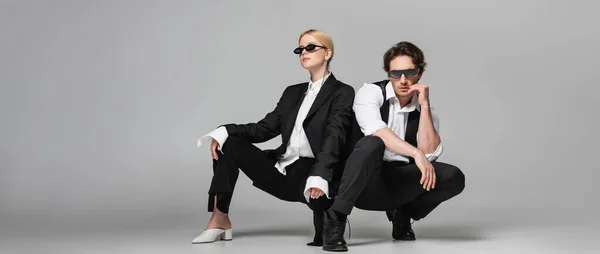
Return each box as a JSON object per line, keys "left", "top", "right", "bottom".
{"left": 308, "top": 72, "right": 331, "bottom": 92}
{"left": 385, "top": 81, "right": 419, "bottom": 112}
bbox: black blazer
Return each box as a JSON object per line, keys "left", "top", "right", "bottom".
{"left": 221, "top": 74, "right": 355, "bottom": 184}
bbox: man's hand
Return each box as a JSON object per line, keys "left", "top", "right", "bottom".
{"left": 408, "top": 84, "right": 430, "bottom": 107}
{"left": 210, "top": 138, "right": 220, "bottom": 160}
{"left": 414, "top": 151, "right": 436, "bottom": 191}
{"left": 308, "top": 187, "right": 325, "bottom": 199}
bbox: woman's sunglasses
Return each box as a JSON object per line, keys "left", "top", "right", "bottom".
{"left": 388, "top": 68, "right": 420, "bottom": 79}
{"left": 293, "top": 44, "right": 326, "bottom": 55}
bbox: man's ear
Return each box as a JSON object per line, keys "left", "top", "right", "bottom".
{"left": 415, "top": 72, "right": 423, "bottom": 82}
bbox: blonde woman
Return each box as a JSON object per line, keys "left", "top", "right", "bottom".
{"left": 193, "top": 29, "right": 354, "bottom": 249}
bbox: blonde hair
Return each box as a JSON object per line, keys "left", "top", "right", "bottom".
{"left": 298, "top": 29, "right": 334, "bottom": 67}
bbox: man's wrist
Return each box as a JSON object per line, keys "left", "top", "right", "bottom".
{"left": 410, "top": 147, "right": 424, "bottom": 159}
{"left": 420, "top": 102, "right": 430, "bottom": 110}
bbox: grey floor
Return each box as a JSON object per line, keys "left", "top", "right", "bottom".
{"left": 2, "top": 205, "right": 599, "bottom": 254}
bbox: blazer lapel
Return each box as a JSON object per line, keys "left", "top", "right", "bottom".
{"left": 304, "top": 74, "right": 338, "bottom": 121}
{"left": 282, "top": 83, "right": 308, "bottom": 143}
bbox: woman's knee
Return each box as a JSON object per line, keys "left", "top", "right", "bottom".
{"left": 220, "top": 135, "right": 245, "bottom": 152}
{"left": 354, "top": 135, "right": 385, "bottom": 154}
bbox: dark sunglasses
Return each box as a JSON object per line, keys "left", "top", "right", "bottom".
{"left": 388, "top": 68, "right": 420, "bottom": 79}
{"left": 293, "top": 44, "right": 326, "bottom": 54}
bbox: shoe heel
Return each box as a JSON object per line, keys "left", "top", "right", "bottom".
{"left": 220, "top": 229, "right": 232, "bottom": 241}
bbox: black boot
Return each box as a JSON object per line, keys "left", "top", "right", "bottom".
{"left": 307, "top": 208, "right": 324, "bottom": 246}
{"left": 322, "top": 208, "right": 347, "bottom": 252}
{"left": 387, "top": 208, "right": 416, "bottom": 241}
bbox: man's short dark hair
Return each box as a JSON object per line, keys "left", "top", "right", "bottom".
{"left": 383, "top": 41, "right": 427, "bottom": 75}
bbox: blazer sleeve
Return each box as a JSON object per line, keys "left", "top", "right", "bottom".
{"left": 221, "top": 86, "right": 290, "bottom": 143}
{"left": 309, "top": 84, "right": 355, "bottom": 181}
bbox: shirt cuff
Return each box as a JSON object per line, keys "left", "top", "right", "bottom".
{"left": 197, "top": 126, "right": 229, "bottom": 152}
{"left": 363, "top": 123, "right": 388, "bottom": 136}
{"left": 425, "top": 142, "right": 444, "bottom": 162}
{"left": 303, "top": 176, "right": 330, "bottom": 203}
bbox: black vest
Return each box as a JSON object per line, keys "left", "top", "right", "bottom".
{"left": 345, "top": 80, "right": 420, "bottom": 164}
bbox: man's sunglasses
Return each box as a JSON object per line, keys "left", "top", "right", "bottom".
{"left": 388, "top": 68, "right": 420, "bottom": 79}
{"left": 293, "top": 44, "right": 326, "bottom": 54}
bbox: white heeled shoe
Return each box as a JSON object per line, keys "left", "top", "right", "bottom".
{"left": 191, "top": 228, "right": 233, "bottom": 244}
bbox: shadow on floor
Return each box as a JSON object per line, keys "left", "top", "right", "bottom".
{"left": 412, "top": 224, "right": 486, "bottom": 241}
{"left": 233, "top": 225, "right": 310, "bottom": 238}
{"left": 232, "top": 222, "right": 486, "bottom": 245}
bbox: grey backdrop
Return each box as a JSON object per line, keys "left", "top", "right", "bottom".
{"left": 1, "top": 0, "right": 599, "bottom": 253}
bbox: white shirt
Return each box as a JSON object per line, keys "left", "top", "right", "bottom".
{"left": 353, "top": 81, "right": 444, "bottom": 162}
{"left": 197, "top": 73, "right": 332, "bottom": 202}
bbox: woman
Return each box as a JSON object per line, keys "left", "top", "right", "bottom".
{"left": 192, "top": 29, "right": 355, "bottom": 245}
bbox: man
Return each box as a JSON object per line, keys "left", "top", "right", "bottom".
{"left": 319, "top": 41, "right": 466, "bottom": 252}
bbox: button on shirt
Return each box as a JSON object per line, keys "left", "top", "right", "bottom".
{"left": 353, "top": 81, "right": 444, "bottom": 162}
{"left": 197, "top": 73, "right": 332, "bottom": 202}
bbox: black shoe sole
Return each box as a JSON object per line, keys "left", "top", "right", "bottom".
{"left": 307, "top": 241, "right": 323, "bottom": 246}
{"left": 392, "top": 233, "right": 416, "bottom": 241}
{"left": 393, "top": 236, "right": 416, "bottom": 241}
{"left": 322, "top": 245, "right": 348, "bottom": 252}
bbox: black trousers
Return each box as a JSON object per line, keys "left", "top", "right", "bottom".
{"left": 331, "top": 136, "right": 466, "bottom": 220}
{"left": 207, "top": 136, "right": 326, "bottom": 213}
